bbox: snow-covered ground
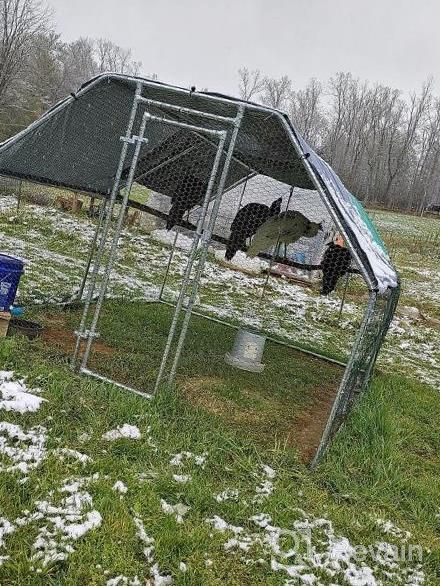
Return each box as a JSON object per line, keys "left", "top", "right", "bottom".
{"left": 0, "top": 196, "right": 439, "bottom": 389}
{"left": 0, "top": 370, "right": 426, "bottom": 584}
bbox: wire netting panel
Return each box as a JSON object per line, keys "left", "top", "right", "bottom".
{"left": 0, "top": 81, "right": 142, "bottom": 195}
{"left": 0, "top": 78, "right": 401, "bottom": 461}
{"left": 0, "top": 176, "right": 171, "bottom": 306}
{"left": 0, "top": 178, "right": 101, "bottom": 305}
{"left": 312, "top": 285, "right": 400, "bottom": 464}
{"left": 0, "top": 106, "right": 368, "bottom": 366}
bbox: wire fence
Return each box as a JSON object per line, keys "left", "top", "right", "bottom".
{"left": 0, "top": 174, "right": 365, "bottom": 352}
{"left": 0, "top": 79, "right": 407, "bottom": 461}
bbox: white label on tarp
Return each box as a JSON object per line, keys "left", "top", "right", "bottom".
{"left": 0, "top": 282, "right": 11, "bottom": 296}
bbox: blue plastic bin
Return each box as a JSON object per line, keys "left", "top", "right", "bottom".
{"left": 0, "top": 254, "right": 24, "bottom": 311}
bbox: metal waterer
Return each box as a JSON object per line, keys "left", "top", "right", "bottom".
{"left": 225, "top": 328, "right": 266, "bottom": 372}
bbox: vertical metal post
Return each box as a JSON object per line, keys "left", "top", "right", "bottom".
{"left": 282, "top": 186, "right": 295, "bottom": 259}
{"left": 362, "top": 287, "right": 398, "bottom": 389}
{"left": 236, "top": 171, "right": 249, "bottom": 213}
{"left": 166, "top": 106, "right": 245, "bottom": 386}
{"left": 259, "top": 249, "right": 277, "bottom": 302}
{"left": 158, "top": 229, "right": 179, "bottom": 301}
{"left": 80, "top": 113, "right": 149, "bottom": 369}
{"left": 72, "top": 82, "right": 142, "bottom": 368}
{"left": 158, "top": 208, "right": 190, "bottom": 301}
{"left": 16, "top": 180, "right": 22, "bottom": 212}
{"left": 286, "top": 185, "right": 294, "bottom": 210}
{"left": 153, "top": 129, "right": 228, "bottom": 393}
{"left": 77, "top": 198, "right": 108, "bottom": 301}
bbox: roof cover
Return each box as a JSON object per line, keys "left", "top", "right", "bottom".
{"left": 0, "top": 73, "right": 398, "bottom": 293}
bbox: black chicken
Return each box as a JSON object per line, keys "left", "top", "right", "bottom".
{"left": 225, "top": 198, "right": 282, "bottom": 261}
{"left": 321, "top": 242, "right": 352, "bottom": 295}
{"left": 166, "top": 171, "right": 207, "bottom": 230}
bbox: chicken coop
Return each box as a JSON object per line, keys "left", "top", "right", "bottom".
{"left": 0, "top": 73, "right": 399, "bottom": 464}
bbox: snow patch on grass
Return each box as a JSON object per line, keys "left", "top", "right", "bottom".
{"left": 31, "top": 494, "right": 102, "bottom": 568}
{"left": 374, "top": 517, "right": 411, "bottom": 541}
{"left": 0, "top": 475, "right": 102, "bottom": 570}
{"left": 106, "top": 576, "right": 141, "bottom": 586}
{"left": 173, "top": 474, "right": 191, "bottom": 484}
{"left": 169, "top": 451, "right": 208, "bottom": 468}
{"left": 0, "top": 422, "right": 47, "bottom": 475}
{"left": 160, "top": 499, "right": 190, "bottom": 524}
{"left": 0, "top": 518, "right": 15, "bottom": 552}
{"left": 150, "top": 563, "right": 173, "bottom": 585}
{"left": 151, "top": 229, "right": 193, "bottom": 251}
{"left": 214, "top": 488, "right": 239, "bottom": 503}
{"left": 112, "top": 480, "right": 128, "bottom": 494}
{"left": 54, "top": 448, "right": 92, "bottom": 464}
{"left": 253, "top": 464, "right": 276, "bottom": 504}
{"left": 0, "top": 371, "right": 45, "bottom": 414}
{"left": 102, "top": 424, "right": 141, "bottom": 441}
{"left": 132, "top": 515, "right": 173, "bottom": 585}
{"left": 208, "top": 509, "right": 425, "bottom": 585}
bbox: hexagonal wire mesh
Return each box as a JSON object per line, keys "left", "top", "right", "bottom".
{"left": 0, "top": 75, "right": 399, "bottom": 463}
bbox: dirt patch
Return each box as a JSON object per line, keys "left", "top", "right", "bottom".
{"left": 180, "top": 375, "right": 337, "bottom": 463}
{"left": 42, "top": 326, "right": 116, "bottom": 357}
{"left": 291, "top": 384, "right": 337, "bottom": 462}
{"left": 35, "top": 310, "right": 116, "bottom": 357}
{"left": 181, "top": 377, "right": 264, "bottom": 426}
{"left": 42, "top": 313, "right": 69, "bottom": 329}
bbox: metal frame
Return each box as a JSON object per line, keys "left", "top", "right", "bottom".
{"left": 71, "top": 86, "right": 244, "bottom": 401}
{"left": 0, "top": 73, "right": 400, "bottom": 467}
{"left": 0, "top": 72, "right": 391, "bottom": 289}
{"left": 311, "top": 284, "right": 400, "bottom": 467}
{"left": 71, "top": 82, "right": 144, "bottom": 367}
{"left": 76, "top": 197, "right": 108, "bottom": 301}
{"left": 151, "top": 122, "right": 228, "bottom": 391}
{"left": 311, "top": 292, "right": 377, "bottom": 468}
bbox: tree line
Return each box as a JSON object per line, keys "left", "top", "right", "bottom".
{"left": 1, "top": 0, "right": 439, "bottom": 212}
{"left": 0, "top": 0, "right": 143, "bottom": 139}
{"left": 238, "top": 68, "right": 440, "bottom": 212}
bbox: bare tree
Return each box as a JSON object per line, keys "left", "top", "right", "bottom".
{"left": 234, "top": 68, "right": 440, "bottom": 210}
{"left": 362, "top": 85, "right": 402, "bottom": 203}
{"left": 237, "top": 67, "right": 265, "bottom": 101}
{"left": 19, "top": 31, "right": 61, "bottom": 107}
{"left": 288, "top": 78, "right": 325, "bottom": 147}
{"left": 384, "top": 80, "right": 432, "bottom": 204}
{"left": 95, "top": 38, "right": 141, "bottom": 76}
{"left": 260, "top": 75, "right": 291, "bottom": 110}
{"left": 405, "top": 93, "right": 440, "bottom": 211}
{"left": 0, "top": 0, "right": 51, "bottom": 104}
{"left": 55, "top": 37, "right": 97, "bottom": 97}
{"left": 324, "top": 72, "right": 355, "bottom": 166}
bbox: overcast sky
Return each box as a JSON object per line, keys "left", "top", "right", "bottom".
{"left": 50, "top": 0, "right": 440, "bottom": 97}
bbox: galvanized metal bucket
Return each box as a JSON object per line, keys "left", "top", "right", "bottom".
{"left": 225, "top": 328, "right": 266, "bottom": 372}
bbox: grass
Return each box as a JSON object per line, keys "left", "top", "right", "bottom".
{"left": 319, "top": 372, "right": 440, "bottom": 577}
{"left": 31, "top": 300, "right": 342, "bottom": 457}
{"left": 0, "top": 193, "right": 439, "bottom": 583}
{"left": 0, "top": 331, "right": 439, "bottom": 584}
{"left": 2, "top": 194, "right": 439, "bottom": 387}
{"left": 370, "top": 208, "right": 440, "bottom": 319}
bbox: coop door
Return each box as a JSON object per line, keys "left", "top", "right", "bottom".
{"left": 80, "top": 109, "right": 229, "bottom": 394}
